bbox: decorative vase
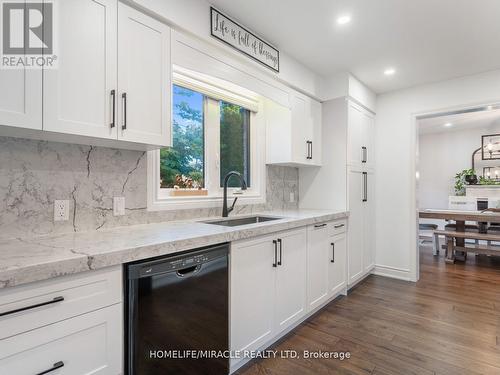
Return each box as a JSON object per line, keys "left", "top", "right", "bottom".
{"left": 465, "top": 174, "right": 478, "bottom": 184}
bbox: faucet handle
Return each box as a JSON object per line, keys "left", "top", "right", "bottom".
{"left": 228, "top": 197, "right": 238, "bottom": 213}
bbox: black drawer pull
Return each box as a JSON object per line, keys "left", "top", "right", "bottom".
{"left": 0, "top": 296, "right": 64, "bottom": 317}
{"left": 36, "top": 361, "right": 64, "bottom": 375}
{"left": 121, "top": 92, "right": 127, "bottom": 130}
{"left": 314, "top": 223, "right": 327, "bottom": 228}
{"left": 272, "top": 240, "right": 278, "bottom": 267}
{"left": 277, "top": 238, "right": 282, "bottom": 266}
{"left": 334, "top": 224, "right": 345, "bottom": 229}
{"left": 331, "top": 243, "right": 335, "bottom": 263}
{"left": 110, "top": 89, "right": 116, "bottom": 128}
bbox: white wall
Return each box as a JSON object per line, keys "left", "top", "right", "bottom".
{"left": 418, "top": 124, "right": 500, "bottom": 210}
{"left": 132, "top": 0, "right": 322, "bottom": 99}
{"left": 375, "top": 69, "right": 500, "bottom": 282}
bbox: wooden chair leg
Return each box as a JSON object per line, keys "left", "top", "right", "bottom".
{"left": 433, "top": 232, "right": 439, "bottom": 255}
{"left": 445, "top": 236, "right": 455, "bottom": 264}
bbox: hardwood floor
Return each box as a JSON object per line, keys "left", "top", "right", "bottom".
{"left": 237, "top": 244, "right": 500, "bottom": 375}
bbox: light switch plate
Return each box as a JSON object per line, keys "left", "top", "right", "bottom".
{"left": 54, "top": 200, "right": 69, "bottom": 222}
{"left": 113, "top": 197, "right": 125, "bottom": 216}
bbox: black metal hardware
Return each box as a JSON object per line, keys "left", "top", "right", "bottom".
{"left": 122, "top": 92, "right": 127, "bottom": 130}
{"left": 362, "top": 146, "right": 367, "bottom": 163}
{"left": 314, "top": 223, "right": 327, "bottom": 228}
{"left": 362, "top": 172, "right": 368, "bottom": 202}
{"left": 272, "top": 240, "right": 277, "bottom": 267}
{"left": 0, "top": 296, "right": 64, "bottom": 317}
{"left": 310, "top": 141, "right": 313, "bottom": 160}
{"left": 110, "top": 89, "right": 116, "bottom": 128}
{"left": 277, "top": 238, "right": 282, "bottom": 266}
{"left": 35, "top": 361, "right": 64, "bottom": 375}
{"left": 331, "top": 242, "right": 335, "bottom": 263}
{"left": 306, "top": 141, "right": 311, "bottom": 159}
{"left": 334, "top": 224, "right": 345, "bottom": 229}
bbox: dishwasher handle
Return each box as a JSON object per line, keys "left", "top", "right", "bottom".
{"left": 176, "top": 264, "right": 202, "bottom": 278}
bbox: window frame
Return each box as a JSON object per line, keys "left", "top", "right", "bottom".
{"left": 147, "top": 70, "right": 266, "bottom": 211}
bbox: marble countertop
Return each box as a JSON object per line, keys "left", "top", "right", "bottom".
{"left": 0, "top": 209, "right": 348, "bottom": 289}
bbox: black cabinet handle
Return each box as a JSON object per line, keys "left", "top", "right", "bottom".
{"left": 334, "top": 224, "right": 345, "bottom": 229}
{"left": 36, "top": 361, "right": 64, "bottom": 375}
{"left": 310, "top": 141, "right": 313, "bottom": 160}
{"left": 0, "top": 296, "right": 64, "bottom": 317}
{"left": 362, "top": 172, "right": 368, "bottom": 202}
{"left": 277, "top": 238, "right": 282, "bottom": 266}
{"left": 110, "top": 90, "right": 116, "bottom": 128}
{"left": 121, "top": 92, "right": 127, "bottom": 130}
{"left": 362, "top": 146, "right": 367, "bottom": 163}
{"left": 314, "top": 223, "right": 327, "bottom": 228}
{"left": 331, "top": 243, "right": 335, "bottom": 263}
{"left": 272, "top": 240, "right": 277, "bottom": 267}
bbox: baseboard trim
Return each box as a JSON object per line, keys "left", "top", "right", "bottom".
{"left": 372, "top": 264, "right": 412, "bottom": 281}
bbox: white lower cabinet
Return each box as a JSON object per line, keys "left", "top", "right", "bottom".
{"left": 0, "top": 266, "right": 123, "bottom": 374}
{"left": 230, "top": 228, "right": 307, "bottom": 367}
{"left": 231, "top": 221, "right": 347, "bottom": 371}
{"left": 307, "top": 222, "right": 347, "bottom": 312}
{"left": 0, "top": 304, "right": 122, "bottom": 375}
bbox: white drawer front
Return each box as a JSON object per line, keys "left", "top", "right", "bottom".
{"left": 0, "top": 266, "right": 122, "bottom": 339}
{"left": 330, "top": 220, "right": 347, "bottom": 236}
{"left": 0, "top": 304, "right": 123, "bottom": 375}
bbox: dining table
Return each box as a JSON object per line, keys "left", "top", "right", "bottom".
{"left": 419, "top": 209, "right": 500, "bottom": 261}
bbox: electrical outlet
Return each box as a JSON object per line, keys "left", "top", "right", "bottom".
{"left": 54, "top": 200, "right": 69, "bottom": 222}
{"left": 289, "top": 192, "right": 295, "bottom": 203}
{"left": 113, "top": 197, "right": 125, "bottom": 216}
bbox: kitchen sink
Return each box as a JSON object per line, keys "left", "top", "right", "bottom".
{"left": 203, "top": 215, "right": 282, "bottom": 227}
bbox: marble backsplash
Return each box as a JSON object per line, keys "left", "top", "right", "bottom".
{"left": 0, "top": 137, "right": 298, "bottom": 239}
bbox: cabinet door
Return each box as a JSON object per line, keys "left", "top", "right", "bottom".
{"left": 275, "top": 228, "right": 307, "bottom": 332}
{"left": 43, "top": 0, "right": 117, "bottom": 139}
{"left": 231, "top": 235, "right": 275, "bottom": 355}
{"left": 348, "top": 169, "right": 365, "bottom": 285}
{"left": 309, "top": 99, "right": 322, "bottom": 166}
{"left": 328, "top": 234, "right": 347, "bottom": 296}
{"left": 0, "top": 304, "right": 122, "bottom": 375}
{"left": 290, "top": 94, "right": 311, "bottom": 164}
{"left": 306, "top": 223, "right": 330, "bottom": 311}
{"left": 265, "top": 98, "right": 292, "bottom": 164}
{"left": 0, "top": 68, "right": 41, "bottom": 130}
{"left": 118, "top": 3, "right": 171, "bottom": 146}
{"left": 347, "top": 101, "right": 373, "bottom": 168}
{"left": 364, "top": 171, "right": 375, "bottom": 272}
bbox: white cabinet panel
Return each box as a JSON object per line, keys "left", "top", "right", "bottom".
{"left": 118, "top": 3, "right": 171, "bottom": 146}
{"left": 348, "top": 170, "right": 365, "bottom": 285}
{"left": 0, "top": 266, "right": 122, "bottom": 340}
{"left": 275, "top": 229, "right": 307, "bottom": 331}
{"left": 43, "top": 0, "right": 117, "bottom": 139}
{"left": 306, "top": 223, "right": 330, "bottom": 311}
{"left": 230, "top": 235, "right": 275, "bottom": 354}
{"left": 0, "top": 68, "right": 41, "bottom": 130}
{"left": 328, "top": 234, "right": 347, "bottom": 296}
{"left": 348, "top": 101, "right": 374, "bottom": 169}
{"left": 0, "top": 304, "right": 123, "bottom": 375}
{"left": 364, "top": 171, "right": 375, "bottom": 272}
{"left": 265, "top": 99, "right": 292, "bottom": 164}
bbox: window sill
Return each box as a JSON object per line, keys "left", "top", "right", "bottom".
{"left": 147, "top": 193, "right": 266, "bottom": 212}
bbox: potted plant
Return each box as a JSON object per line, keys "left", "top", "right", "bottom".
{"left": 454, "top": 168, "right": 477, "bottom": 196}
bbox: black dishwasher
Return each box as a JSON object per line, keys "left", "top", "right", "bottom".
{"left": 126, "top": 243, "right": 229, "bottom": 375}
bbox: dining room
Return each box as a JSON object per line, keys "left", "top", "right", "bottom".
{"left": 417, "top": 104, "right": 500, "bottom": 269}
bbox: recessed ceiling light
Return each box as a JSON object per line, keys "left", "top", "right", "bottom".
{"left": 444, "top": 122, "right": 453, "bottom": 128}
{"left": 337, "top": 15, "right": 351, "bottom": 25}
{"left": 384, "top": 68, "right": 396, "bottom": 76}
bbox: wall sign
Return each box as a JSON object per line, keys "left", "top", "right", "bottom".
{"left": 210, "top": 7, "right": 280, "bottom": 73}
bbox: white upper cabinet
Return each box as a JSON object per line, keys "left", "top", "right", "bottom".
{"left": 43, "top": 0, "right": 118, "bottom": 140}
{"left": 117, "top": 3, "right": 171, "bottom": 146}
{"left": 347, "top": 100, "right": 375, "bottom": 170}
{"left": 0, "top": 0, "right": 171, "bottom": 150}
{"left": 0, "top": 64, "right": 42, "bottom": 130}
{"left": 266, "top": 92, "right": 322, "bottom": 167}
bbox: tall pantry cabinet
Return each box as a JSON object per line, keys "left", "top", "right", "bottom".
{"left": 299, "top": 97, "right": 376, "bottom": 288}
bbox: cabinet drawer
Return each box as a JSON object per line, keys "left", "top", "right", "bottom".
{"left": 330, "top": 220, "right": 347, "bottom": 236}
{"left": 0, "top": 304, "right": 122, "bottom": 375}
{"left": 0, "top": 266, "right": 122, "bottom": 339}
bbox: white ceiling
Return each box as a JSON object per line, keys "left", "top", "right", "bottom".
{"left": 418, "top": 108, "right": 500, "bottom": 135}
{"left": 209, "top": 0, "right": 500, "bottom": 93}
